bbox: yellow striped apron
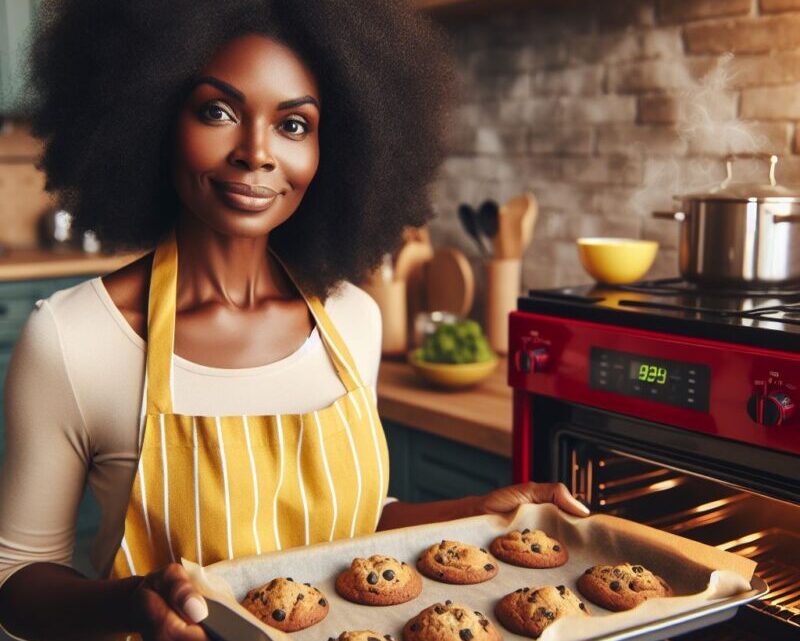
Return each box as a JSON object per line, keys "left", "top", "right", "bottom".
{"left": 111, "top": 231, "right": 389, "bottom": 583}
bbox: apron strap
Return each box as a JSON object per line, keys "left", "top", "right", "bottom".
{"left": 144, "top": 231, "right": 365, "bottom": 415}
{"left": 145, "top": 229, "right": 178, "bottom": 414}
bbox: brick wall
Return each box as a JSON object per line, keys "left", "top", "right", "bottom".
{"left": 429, "top": 0, "right": 800, "bottom": 297}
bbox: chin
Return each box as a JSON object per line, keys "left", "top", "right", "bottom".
{"left": 193, "top": 203, "right": 296, "bottom": 239}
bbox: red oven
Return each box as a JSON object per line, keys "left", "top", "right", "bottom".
{"left": 510, "top": 279, "right": 800, "bottom": 641}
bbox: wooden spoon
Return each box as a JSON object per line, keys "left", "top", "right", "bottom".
{"left": 497, "top": 192, "right": 538, "bottom": 258}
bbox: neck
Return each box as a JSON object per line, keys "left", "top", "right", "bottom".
{"left": 173, "top": 212, "right": 295, "bottom": 310}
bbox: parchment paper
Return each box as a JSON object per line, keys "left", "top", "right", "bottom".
{"left": 183, "top": 503, "right": 756, "bottom": 641}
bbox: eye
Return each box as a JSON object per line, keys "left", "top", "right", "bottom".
{"left": 280, "top": 117, "right": 311, "bottom": 138}
{"left": 199, "top": 102, "right": 235, "bottom": 123}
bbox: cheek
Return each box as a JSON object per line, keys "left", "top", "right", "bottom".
{"left": 276, "top": 138, "right": 320, "bottom": 187}
{"left": 174, "top": 116, "right": 228, "bottom": 176}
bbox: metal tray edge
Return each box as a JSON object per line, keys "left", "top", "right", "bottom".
{"left": 592, "top": 575, "right": 770, "bottom": 641}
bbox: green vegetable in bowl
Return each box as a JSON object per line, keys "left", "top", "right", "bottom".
{"left": 419, "top": 319, "right": 494, "bottom": 364}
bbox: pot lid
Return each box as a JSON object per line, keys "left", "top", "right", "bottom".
{"left": 677, "top": 156, "right": 800, "bottom": 202}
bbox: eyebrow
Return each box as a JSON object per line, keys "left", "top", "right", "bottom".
{"left": 192, "top": 76, "right": 320, "bottom": 111}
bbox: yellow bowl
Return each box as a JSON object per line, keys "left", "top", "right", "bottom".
{"left": 576, "top": 238, "right": 659, "bottom": 284}
{"left": 408, "top": 349, "right": 499, "bottom": 389}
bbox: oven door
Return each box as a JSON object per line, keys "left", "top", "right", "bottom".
{"left": 528, "top": 396, "right": 800, "bottom": 641}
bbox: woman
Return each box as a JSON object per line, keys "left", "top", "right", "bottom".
{"left": 0, "top": 1, "right": 588, "bottom": 639}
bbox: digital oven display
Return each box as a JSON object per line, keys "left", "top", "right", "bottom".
{"left": 589, "top": 347, "right": 711, "bottom": 411}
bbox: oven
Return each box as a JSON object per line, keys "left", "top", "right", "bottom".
{"left": 509, "top": 281, "right": 800, "bottom": 641}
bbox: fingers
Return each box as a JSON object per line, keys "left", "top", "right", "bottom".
{"left": 136, "top": 564, "right": 210, "bottom": 641}
{"left": 509, "top": 482, "right": 590, "bottom": 517}
{"left": 149, "top": 564, "right": 209, "bottom": 624}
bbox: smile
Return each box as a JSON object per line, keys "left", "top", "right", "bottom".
{"left": 211, "top": 180, "right": 282, "bottom": 213}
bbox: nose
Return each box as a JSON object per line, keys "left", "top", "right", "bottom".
{"left": 229, "top": 118, "right": 275, "bottom": 171}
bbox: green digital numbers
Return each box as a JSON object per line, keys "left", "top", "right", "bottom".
{"left": 638, "top": 363, "right": 667, "bottom": 385}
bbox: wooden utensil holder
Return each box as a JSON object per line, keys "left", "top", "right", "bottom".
{"left": 363, "top": 279, "right": 408, "bottom": 357}
{"left": 486, "top": 258, "right": 521, "bottom": 355}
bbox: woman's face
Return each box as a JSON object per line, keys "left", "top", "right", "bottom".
{"left": 173, "top": 34, "right": 321, "bottom": 238}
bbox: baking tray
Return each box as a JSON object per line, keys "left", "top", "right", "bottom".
{"left": 185, "top": 503, "right": 764, "bottom": 641}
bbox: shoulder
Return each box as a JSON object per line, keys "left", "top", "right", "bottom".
{"left": 322, "top": 282, "right": 382, "bottom": 387}
{"left": 324, "top": 281, "right": 381, "bottom": 330}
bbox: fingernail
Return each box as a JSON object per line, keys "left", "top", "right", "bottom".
{"left": 183, "top": 595, "right": 208, "bottom": 623}
{"left": 575, "top": 500, "right": 591, "bottom": 515}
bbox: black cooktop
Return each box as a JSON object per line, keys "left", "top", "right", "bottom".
{"left": 518, "top": 278, "right": 800, "bottom": 352}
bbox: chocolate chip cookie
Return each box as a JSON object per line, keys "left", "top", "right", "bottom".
{"left": 336, "top": 554, "right": 423, "bottom": 606}
{"left": 577, "top": 563, "right": 673, "bottom": 611}
{"left": 329, "top": 632, "right": 398, "bottom": 641}
{"left": 489, "top": 529, "right": 567, "bottom": 568}
{"left": 495, "top": 585, "right": 590, "bottom": 638}
{"left": 417, "top": 540, "right": 499, "bottom": 585}
{"left": 403, "top": 600, "right": 502, "bottom": 641}
{"left": 240, "top": 577, "right": 329, "bottom": 632}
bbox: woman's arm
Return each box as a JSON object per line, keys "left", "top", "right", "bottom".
{"left": 377, "top": 482, "right": 589, "bottom": 531}
{"left": 0, "top": 562, "right": 209, "bottom": 641}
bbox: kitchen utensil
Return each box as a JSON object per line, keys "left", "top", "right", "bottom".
{"left": 457, "top": 203, "right": 489, "bottom": 256}
{"left": 408, "top": 348, "right": 499, "bottom": 388}
{"left": 486, "top": 257, "right": 521, "bottom": 354}
{"left": 202, "top": 598, "right": 273, "bottom": 641}
{"left": 496, "top": 193, "right": 538, "bottom": 258}
{"left": 396, "top": 227, "right": 435, "bottom": 345}
{"left": 394, "top": 238, "right": 434, "bottom": 282}
{"left": 477, "top": 199, "right": 499, "bottom": 250}
{"left": 425, "top": 247, "right": 474, "bottom": 317}
{"left": 576, "top": 238, "right": 659, "bottom": 284}
{"left": 653, "top": 156, "right": 800, "bottom": 286}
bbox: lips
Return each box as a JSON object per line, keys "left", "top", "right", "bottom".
{"left": 211, "top": 179, "right": 282, "bottom": 213}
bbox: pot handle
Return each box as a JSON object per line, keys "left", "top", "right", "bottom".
{"left": 773, "top": 214, "right": 800, "bottom": 223}
{"left": 652, "top": 211, "right": 686, "bottom": 222}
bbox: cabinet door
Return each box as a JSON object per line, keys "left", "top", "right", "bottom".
{"left": 383, "top": 420, "right": 511, "bottom": 503}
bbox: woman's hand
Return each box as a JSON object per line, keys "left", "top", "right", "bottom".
{"left": 130, "top": 563, "right": 210, "bottom": 641}
{"left": 475, "top": 482, "right": 590, "bottom": 518}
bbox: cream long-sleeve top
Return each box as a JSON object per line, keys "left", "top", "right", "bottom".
{"left": 0, "top": 276, "right": 383, "bottom": 589}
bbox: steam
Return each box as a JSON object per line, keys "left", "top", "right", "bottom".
{"left": 631, "top": 53, "right": 770, "bottom": 219}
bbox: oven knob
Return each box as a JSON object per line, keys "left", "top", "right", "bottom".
{"left": 530, "top": 347, "right": 550, "bottom": 372}
{"left": 747, "top": 391, "right": 795, "bottom": 426}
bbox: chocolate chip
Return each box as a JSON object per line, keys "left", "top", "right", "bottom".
{"left": 531, "top": 544, "right": 541, "bottom": 553}
{"left": 536, "top": 607, "right": 548, "bottom": 617}
{"left": 329, "top": 637, "right": 336, "bottom": 641}
{"left": 296, "top": 593, "right": 304, "bottom": 601}
{"left": 474, "top": 611, "right": 483, "bottom": 618}
{"left": 527, "top": 595, "right": 536, "bottom": 603}
{"left": 484, "top": 563, "right": 494, "bottom": 571}
{"left": 367, "top": 571, "right": 378, "bottom": 584}
{"left": 268, "top": 579, "right": 277, "bottom": 589}
{"left": 368, "top": 637, "right": 380, "bottom": 641}
{"left": 579, "top": 602, "right": 586, "bottom": 610}
{"left": 522, "top": 528, "right": 530, "bottom": 534}
{"left": 272, "top": 609, "right": 286, "bottom": 621}
{"left": 544, "top": 610, "right": 555, "bottom": 620}
{"left": 435, "top": 554, "right": 444, "bottom": 563}
{"left": 557, "top": 585, "right": 566, "bottom": 595}
{"left": 612, "top": 568, "right": 623, "bottom": 578}
{"left": 632, "top": 565, "right": 643, "bottom": 573}
{"left": 401, "top": 561, "right": 407, "bottom": 565}
{"left": 629, "top": 582, "right": 636, "bottom": 591}
{"left": 523, "top": 587, "right": 530, "bottom": 593}
{"left": 459, "top": 630, "right": 473, "bottom": 641}
{"left": 455, "top": 611, "right": 464, "bottom": 621}
{"left": 438, "top": 571, "right": 444, "bottom": 577}
{"left": 585, "top": 568, "right": 592, "bottom": 574}
{"left": 304, "top": 582, "right": 310, "bottom": 586}
{"left": 286, "top": 577, "right": 293, "bottom": 582}
{"left": 610, "top": 581, "right": 621, "bottom": 591}
{"left": 445, "top": 599, "right": 452, "bottom": 605}
{"left": 384, "top": 636, "right": 393, "bottom": 640}
{"left": 480, "top": 548, "right": 487, "bottom": 553}
{"left": 410, "top": 623, "right": 420, "bottom": 632}
{"left": 479, "top": 620, "right": 489, "bottom": 628}
{"left": 383, "top": 569, "right": 395, "bottom": 581}
{"left": 515, "top": 588, "right": 522, "bottom": 593}
{"left": 553, "top": 544, "right": 561, "bottom": 552}
{"left": 319, "top": 598, "right": 327, "bottom": 606}
{"left": 434, "top": 605, "right": 445, "bottom": 614}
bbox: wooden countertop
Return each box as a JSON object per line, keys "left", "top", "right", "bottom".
{"left": 376, "top": 357, "right": 513, "bottom": 458}
{"left": 0, "top": 248, "right": 142, "bottom": 281}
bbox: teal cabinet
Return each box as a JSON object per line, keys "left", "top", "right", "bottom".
{"left": 0, "top": 275, "right": 100, "bottom": 580}
{"left": 383, "top": 420, "right": 512, "bottom": 503}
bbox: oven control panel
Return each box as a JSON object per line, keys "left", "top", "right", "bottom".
{"left": 509, "top": 311, "right": 800, "bottom": 456}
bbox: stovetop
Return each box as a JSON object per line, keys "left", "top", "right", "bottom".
{"left": 518, "top": 278, "right": 800, "bottom": 352}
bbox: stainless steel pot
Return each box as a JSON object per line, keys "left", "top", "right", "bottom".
{"left": 654, "top": 158, "right": 800, "bottom": 287}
